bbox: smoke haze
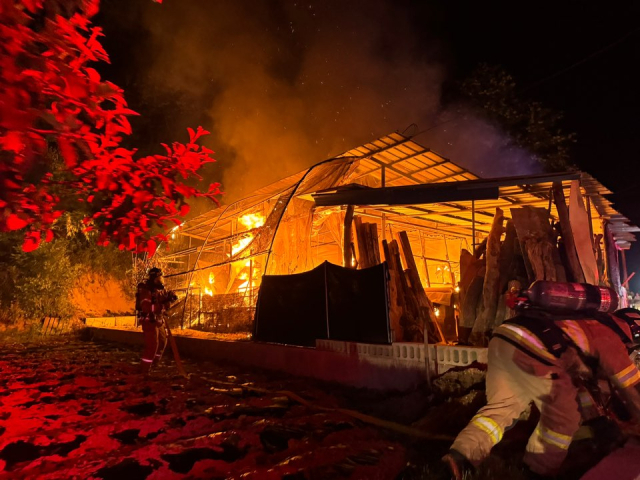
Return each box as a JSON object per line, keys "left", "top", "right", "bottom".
{"left": 101, "top": 0, "right": 540, "bottom": 203}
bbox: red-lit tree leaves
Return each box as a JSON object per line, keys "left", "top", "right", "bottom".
{"left": 0, "top": 1, "right": 221, "bottom": 254}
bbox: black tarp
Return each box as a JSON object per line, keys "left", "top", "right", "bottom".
{"left": 254, "top": 261, "right": 390, "bottom": 347}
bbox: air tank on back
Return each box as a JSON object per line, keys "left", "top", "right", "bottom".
{"left": 525, "top": 281, "right": 618, "bottom": 313}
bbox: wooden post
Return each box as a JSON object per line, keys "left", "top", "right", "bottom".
{"left": 343, "top": 205, "right": 355, "bottom": 268}
{"left": 354, "top": 216, "right": 366, "bottom": 268}
{"left": 443, "top": 236, "right": 455, "bottom": 286}
{"left": 419, "top": 231, "right": 431, "bottom": 287}
{"left": 381, "top": 213, "right": 386, "bottom": 242}
{"left": 424, "top": 326, "right": 432, "bottom": 388}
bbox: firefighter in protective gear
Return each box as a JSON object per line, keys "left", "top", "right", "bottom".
{"left": 136, "top": 267, "right": 177, "bottom": 376}
{"left": 443, "top": 309, "right": 640, "bottom": 479}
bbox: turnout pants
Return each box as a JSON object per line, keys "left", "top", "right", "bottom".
{"left": 451, "top": 337, "right": 581, "bottom": 476}
{"left": 141, "top": 321, "right": 168, "bottom": 366}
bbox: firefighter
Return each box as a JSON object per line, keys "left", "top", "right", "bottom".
{"left": 443, "top": 292, "right": 640, "bottom": 479}
{"left": 136, "top": 267, "right": 176, "bottom": 376}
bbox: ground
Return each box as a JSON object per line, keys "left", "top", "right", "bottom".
{"left": 0, "top": 336, "right": 412, "bottom": 480}
{"left": 0, "top": 333, "right": 637, "bottom": 480}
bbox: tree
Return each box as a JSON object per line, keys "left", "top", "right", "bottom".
{"left": 453, "top": 64, "right": 576, "bottom": 172}
{"left": 0, "top": 0, "right": 220, "bottom": 253}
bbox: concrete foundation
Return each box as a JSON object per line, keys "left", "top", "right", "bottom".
{"left": 87, "top": 326, "right": 487, "bottom": 390}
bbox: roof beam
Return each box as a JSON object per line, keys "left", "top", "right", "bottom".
{"left": 313, "top": 182, "right": 500, "bottom": 207}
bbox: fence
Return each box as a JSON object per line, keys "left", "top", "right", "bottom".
{"left": 41, "top": 316, "right": 70, "bottom": 336}
{"left": 316, "top": 339, "right": 487, "bottom": 375}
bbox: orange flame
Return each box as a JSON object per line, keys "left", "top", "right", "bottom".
{"left": 231, "top": 213, "right": 265, "bottom": 256}
{"left": 232, "top": 236, "right": 252, "bottom": 256}
{"left": 238, "top": 213, "right": 265, "bottom": 230}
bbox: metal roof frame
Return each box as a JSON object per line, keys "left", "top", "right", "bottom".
{"left": 168, "top": 132, "right": 637, "bottom": 251}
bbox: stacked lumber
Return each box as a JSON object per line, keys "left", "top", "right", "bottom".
{"left": 353, "top": 217, "right": 381, "bottom": 269}
{"left": 396, "top": 231, "right": 444, "bottom": 343}
{"left": 458, "top": 209, "right": 530, "bottom": 346}
{"left": 457, "top": 183, "right": 617, "bottom": 345}
{"left": 458, "top": 245, "right": 485, "bottom": 345}
{"left": 380, "top": 232, "right": 442, "bottom": 343}
{"left": 553, "top": 183, "right": 585, "bottom": 283}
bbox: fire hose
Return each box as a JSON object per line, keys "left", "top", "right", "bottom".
{"left": 195, "top": 375, "right": 455, "bottom": 442}
{"left": 163, "top": 321, "right": 187, "bottom": 378}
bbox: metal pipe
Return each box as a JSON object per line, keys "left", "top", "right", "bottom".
{"left": 420, "top": 231, "right": 431, "bottom": 287}
{"left": 472, "top": 200, "right": 476, "bottom": 251}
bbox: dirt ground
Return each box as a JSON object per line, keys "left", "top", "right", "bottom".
{"left": 0, "top": 333, "right": 632, "bottom": 480}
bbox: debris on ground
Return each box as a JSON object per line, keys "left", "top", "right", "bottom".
{"left": 1, "top": 336, "right": 633, "bottom": 479}
{"left": 0, "top": 338, "right": 406, "bottom": 479}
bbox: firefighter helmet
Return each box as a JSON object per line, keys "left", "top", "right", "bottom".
{"left": 148, "top": 267, "right": 163, "bottom": 278}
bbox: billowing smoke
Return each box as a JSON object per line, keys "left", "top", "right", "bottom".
{"left": 419, "top": 107, "right": 543, "bottom": 178}
{"left": 103, "top": 0, "right": 539, "bottom": 203}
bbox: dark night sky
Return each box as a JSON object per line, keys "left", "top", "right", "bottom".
{"left": 96, "top": 0, "right": 640, "bottom": 288}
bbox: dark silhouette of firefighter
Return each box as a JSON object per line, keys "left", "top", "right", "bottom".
{"left": 443, "top": 282, "right": 640, "bottom": 479}
{"left": 135, "top": 267, "right": 177, "bottom": 376}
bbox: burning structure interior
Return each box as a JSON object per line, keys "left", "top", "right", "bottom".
{"left": 158, "top": 133, "right": 637, "bottom": 347}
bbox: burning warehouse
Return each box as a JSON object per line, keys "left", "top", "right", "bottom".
{"left": 158, "top": 132, "right": 637, "bottom": 349}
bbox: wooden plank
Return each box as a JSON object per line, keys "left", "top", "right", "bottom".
{"left": 458, "top": 247, "right": 485, "bottom": 342}
{"left": 365, "top": 223, "right": 376, "bottom": 267}
{"left": 354, "top": 216, "right": 367, "bottom": 268}
{"left": 42, "top": 317, "right": 53, "bottom": 336}
{"left": 390, "top": 239, "right": 424, "bottom": 343}
{"left": 471, "top": 208, "right": 504, "bottom": 343}
{"left": 569, "top": 180, "right": 599, "bottom": 284}
{"left": 553, "top": 182, "right": 585, "bottom": 283}
{"left": 396, "top": 231, "right": 443, "bottom": 343}
{"left": 382, "top": 240, "right": 404, "bottom": 341}
{"left": 369, "top": 223, "right": 381, "bottom": 265}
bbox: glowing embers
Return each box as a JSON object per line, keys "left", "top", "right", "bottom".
{"left": 231, "top": 213, "right": 265, "bottom": 256}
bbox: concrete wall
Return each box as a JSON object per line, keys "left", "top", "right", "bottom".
{"left": 88, "top": 327, "right": 487, "bottom": 390}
